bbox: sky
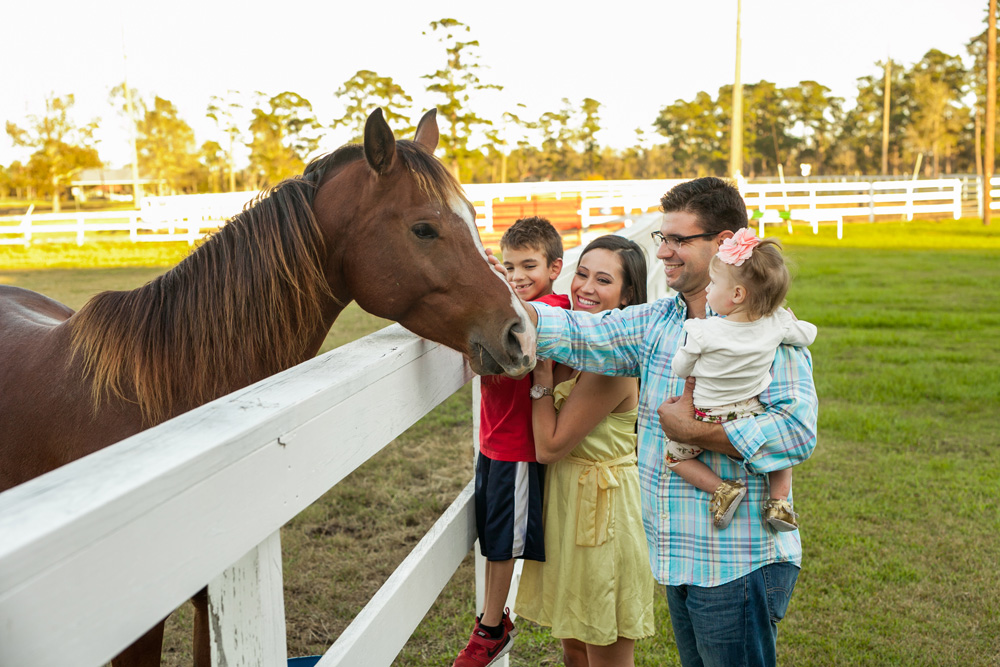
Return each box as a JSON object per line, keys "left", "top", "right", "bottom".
{"left": 2, "top": 0, "right": 990, "bottom": 169}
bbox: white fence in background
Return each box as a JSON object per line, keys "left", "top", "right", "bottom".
{"left": 0, "top": 192, "right": 257, "bottom": 246}
{"left": 0, "top": 216, "right": 664, "bottom": 667}
{"left": 0, "top": 178, "right": 971, "bottom": 247}
{"left": 743, "top": 178, "right": 963, "bottom": 239}
{"left": 988, "top": 176, "right": 1000, "bottom": 211}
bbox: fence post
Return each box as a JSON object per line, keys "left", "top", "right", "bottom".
{"left": 906, "top": 183, "right": 914, "bottom": 221}
{"left": 77, "top": 213, "right": 86, "bottom": 246}
{"left": 484, "top": 197, "right": 494, "bottom": 234}
{"left": 952, "top": 180, "right": 962, "bottom": 220}
{"left": 472, "top": 377, "right": 484, "bottom": 616}
{"left": 868, "top": 182, "right": 875, "bottom": 222}
{"left": 977, "top": 176, "right": 984, "bottom": 219}
{"left": 20, "top": 204, "right": 35, "bottom": 245}
{"left": 579, "top": 197, "right": 590, "bottom": 232}
{"left": 208, "top": 530, "right": 287, "bottom": 667}
{"left": 809, "top": 184, "right": 818, "bottom": 234}
{"left": 130, "top": 213, "right": 139, "bottom": 242}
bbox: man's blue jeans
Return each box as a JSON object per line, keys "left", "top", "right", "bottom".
{"left": 665, "top": 562, "right": 799, "bottom": 667}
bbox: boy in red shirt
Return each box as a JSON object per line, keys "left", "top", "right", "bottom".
{"left": 454, "top": 217, "right": 570, "bottom": 667}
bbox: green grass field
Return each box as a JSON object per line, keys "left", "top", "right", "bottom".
{"left": 2, "top": 219, "right": 998, "bottom": 666}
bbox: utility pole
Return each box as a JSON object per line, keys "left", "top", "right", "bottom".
{"left": 729, "top": 0, "right": 743, "bottom": 180}
{"left": 976, "top": 108, "right": 984, "bottom": 218}
{"left": 985, "top": 0, "right": 997, "bottom": 224}
{"left": 122, "top": 26, "right": 142, "bottom": 209}
{"left": 881, "top": 59, "right": 891, "bottom": 175}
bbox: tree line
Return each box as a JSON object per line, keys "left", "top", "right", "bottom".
{"left": 3, "top": 15, "right": 998, "bottom": 211}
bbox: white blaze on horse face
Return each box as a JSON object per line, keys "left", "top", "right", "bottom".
{"left": 448, "top": 193, "right": 537, "bottom": 367}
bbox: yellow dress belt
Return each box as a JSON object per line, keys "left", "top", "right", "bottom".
{"left": 563, "top": 451, "right": 638, "bottom": 547}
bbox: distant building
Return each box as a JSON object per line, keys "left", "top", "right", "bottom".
{"left": 71, "top": 167, "right": 162, "bottom": 203}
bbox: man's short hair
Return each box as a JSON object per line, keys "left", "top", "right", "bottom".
{"left": 660, "top": 177, "right": 748, "bottom": 235}
{"left": 499, "top": 216, "right": 564, "bottom": 264}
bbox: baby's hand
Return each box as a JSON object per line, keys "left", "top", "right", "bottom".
{"left": 485, "top": 248, "right": 509, "bottom": 281}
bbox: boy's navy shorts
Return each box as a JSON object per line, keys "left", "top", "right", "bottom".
{"left": 475, "top": 453, "right": 545, "bottom": 562}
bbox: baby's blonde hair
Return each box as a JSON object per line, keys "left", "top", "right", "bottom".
{"left": 710, "top": 237, "right": 790, "bottom": 318}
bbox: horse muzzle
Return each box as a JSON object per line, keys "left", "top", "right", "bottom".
{"left": 468, "top": 317, "right": 537, "bottom": 377}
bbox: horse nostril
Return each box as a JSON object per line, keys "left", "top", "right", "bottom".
{"left": 504, "top": 320, "right": 525, "bottom": 358}
{"left": 507, "top": 326, "right": 520, "bottom": 351}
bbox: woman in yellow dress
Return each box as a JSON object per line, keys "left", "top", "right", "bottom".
{"left": 515, "top": 235, "right": 655, "bottom": 667}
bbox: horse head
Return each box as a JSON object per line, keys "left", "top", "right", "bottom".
{"left": 312, "top": 109, "right": 536, "bottom": 377}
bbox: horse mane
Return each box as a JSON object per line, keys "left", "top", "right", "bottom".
{"left": 69, "top": 139, "right": 464, "bottom": 426}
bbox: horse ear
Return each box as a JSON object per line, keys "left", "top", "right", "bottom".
{"left": 414, "top": 109, "right": 439, "bottom": 152}
{"left": 364, "top": 108, "right": 396, "bottom": 175}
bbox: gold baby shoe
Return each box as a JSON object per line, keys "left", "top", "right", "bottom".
{"left": 709, "top": 479, "right": 747, "bottom": 529}
{"left": 763, "top": 498, "right": 799, "bottom": 532}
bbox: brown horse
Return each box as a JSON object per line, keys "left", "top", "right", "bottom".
{"left": 0, "top": 109, "right": 535, "bottom": 666}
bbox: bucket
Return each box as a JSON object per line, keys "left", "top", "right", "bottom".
{"left": 287, "top": 657, "right": 322, "bottom": 667}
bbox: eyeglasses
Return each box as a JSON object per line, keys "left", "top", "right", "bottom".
{"left": 650, "top": 230, "right": 719, "bottom": 250}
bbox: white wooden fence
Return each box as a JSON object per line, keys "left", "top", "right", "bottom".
{"left": 0, "top": 328, "right": 477, "bottom": 667}
{"left": 0, "top": 215, "right": 664, "bottom": 667}
{"left": 743, "top": 178, "right": 963, "bottom": 239}
{"left": 0, "top": 178, "right": 970, "bottom": 248}
{"left": 0, "top": 192, "right": 257, "bottom": 246}
{"left": 987, "top": 176, "right": 1000, "bottom": 212}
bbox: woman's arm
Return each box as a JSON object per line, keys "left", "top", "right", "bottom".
{"left": 532, "top": 368, "right": 636, "bottom": 464}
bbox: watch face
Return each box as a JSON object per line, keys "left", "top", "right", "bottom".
{"left": 530, "top": 384, "right": 550, "bottom": 399}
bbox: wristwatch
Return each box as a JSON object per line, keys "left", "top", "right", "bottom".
{"left": 529, "top": 384, "right": 553, "bottom": 399}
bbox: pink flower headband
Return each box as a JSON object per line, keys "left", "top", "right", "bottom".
{"left": 717, "top": 228, "right": 760, "bottom": 266}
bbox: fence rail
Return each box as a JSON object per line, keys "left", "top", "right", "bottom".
{"left": 0, "top": 192, "right": 258, "bottom": 246}
{"left": 0, "top": 177, "right": 975, "bottom": 248}
{"left": 0, "top": 327, "right": 473, "bottom": 666}
{"left": 743, "top": 178, "right": 963, "bottom": 239}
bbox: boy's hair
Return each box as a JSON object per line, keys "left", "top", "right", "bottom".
{"left": 579, "top": 235, "right": 648, "bottom": 307}
{"left": 661, "top": 177, "right": 748, "bottom": 235}
{"left": 711, "top": 237, "right": 790, "bottom": 318}
{"left": 499, "top": 216, "right": 564, "bottom": 264}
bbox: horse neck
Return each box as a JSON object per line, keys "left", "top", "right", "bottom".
{"left": 70, "top": 179, "right": 343, "bottom": 425}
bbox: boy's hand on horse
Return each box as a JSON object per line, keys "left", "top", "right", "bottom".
{"left": 485, "top": 248, "right": 509, "bottom": 281}
{"left": 485, "top": 247, "right": 540, "bottom": 329}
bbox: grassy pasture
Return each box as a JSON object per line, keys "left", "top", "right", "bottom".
{"left": 1, "top": 219, "right": 998, "bottom": 666}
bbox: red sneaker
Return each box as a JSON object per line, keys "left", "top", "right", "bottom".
{"left": 452, "top": 609, "right": 516, "bottom": 667}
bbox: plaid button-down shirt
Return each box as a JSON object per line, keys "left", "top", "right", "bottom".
{"left": 534, "top": 294, "right": 818, "bottom": 587}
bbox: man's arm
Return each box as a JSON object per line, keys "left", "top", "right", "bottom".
{"left": 487, "top": 246, "right": 646, "bottom": 377}
{"left": 729, "top": 346, "right": 818, "bottom": 473}
{"left": 659, "top": 345, "right": 819, "bottom": 470}
{"left": 658, "top": 378, "right": 742, "bottom": 458}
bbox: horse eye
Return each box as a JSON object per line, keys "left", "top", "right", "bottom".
{"left": 411, "top": 223, "right": 438, "bottom": 240}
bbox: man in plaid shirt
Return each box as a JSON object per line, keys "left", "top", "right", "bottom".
{"left": 522, "top": 177, "right": 818, "bottom": 666}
